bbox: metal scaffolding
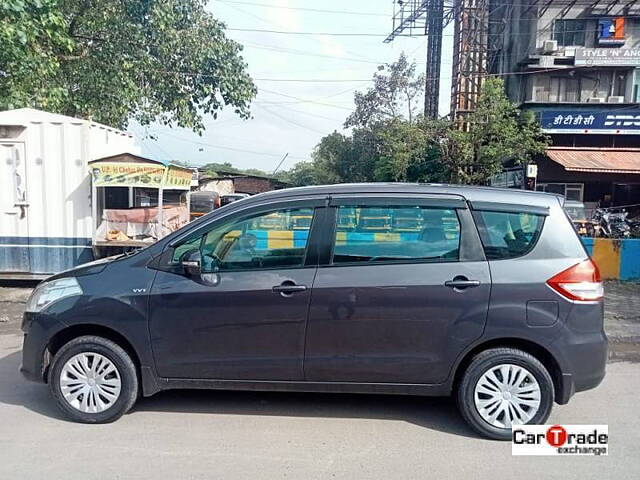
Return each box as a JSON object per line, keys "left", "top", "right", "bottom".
{"left": 450, "top": 0, "right": 489, "bottom": 128}
{"left": 385, "top": 1, "right": 456, "bottom": 120}
{"left": 386, "top": 0, "right": 637, "bottom": 127}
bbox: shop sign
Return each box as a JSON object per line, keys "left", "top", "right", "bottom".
{"left": 575, "top": 48, "right": 640, "bottom": 66}
{"left": 91, "top": 162, "right": 192, "bottom": 190}
{"left": 164, "top": 165, "right": 193, "bottom": 189}
{"left": 91, "top": 162, "right": 165, "bottom": 188}
{"left": 540, "top": 110, "right": 640, "bottom": 134}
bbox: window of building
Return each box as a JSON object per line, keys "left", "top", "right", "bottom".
{"left": 536, "top": 183, "right": 584, "bottom": 202}
{"left": 473, "top": 211, "right": 545, "bottom": 261}
{"left": 332, "top": 206, "right": 461, "bottom": 265}
{"left": 553, "top": 19, "right": 587, "bottom": 47}
{"left": 550, "top": 76, "right": 581, "bottom": 103}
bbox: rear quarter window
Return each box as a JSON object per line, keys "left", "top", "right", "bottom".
{"left": 473, "top": 211, "right": 545, "bottom": 260}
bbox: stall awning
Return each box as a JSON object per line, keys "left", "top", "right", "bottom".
{"left": 546, "top": 147, "right": 640, "bottom": 174}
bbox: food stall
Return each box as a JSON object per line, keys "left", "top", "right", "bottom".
{"left": 89, "top": 153, "right": 192, "bottom": 257}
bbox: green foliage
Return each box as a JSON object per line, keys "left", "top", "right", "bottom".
{"left": 284, "top": 71, "right": 549, "bottom": 187}
{"left": 459, "top": 78, "right": 550, "bottom": 183}
{"left": 345, "top": 53, "right": 424, "bottom": 128}
{"left": 0, "top": 0, "right": 73, "bottom": 110}
{"left": 280, "top": 161, "right": 319, "bottom": 187}
{"left": 0, "top": 0, "right": 256, "bottom": 133}
{"left": 201, "top": 161, "right": 238, "bottom": 177}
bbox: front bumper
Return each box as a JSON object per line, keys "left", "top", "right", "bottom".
{"left": 20, "top": 312, "right": 65, "bottom": 384}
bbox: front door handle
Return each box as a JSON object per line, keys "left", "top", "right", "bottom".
{"left": 445, "top": 277, "right": 481, "bottom": 290}
{"left": 272, "top": 282, "right": 308, "bottom": 296}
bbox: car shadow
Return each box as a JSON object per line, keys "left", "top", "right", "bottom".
{"left": 0, "top": 349, "right": 480, "bottom": 439}
{"left": 0, "top": 350, "right": 68, "bottom": 421}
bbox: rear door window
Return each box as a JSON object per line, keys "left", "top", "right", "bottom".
{"left": 473, "top": 211, "right": 545, "bottom": 260}
{"left": 332, "top": 205, "right": 461, "bottom": 264}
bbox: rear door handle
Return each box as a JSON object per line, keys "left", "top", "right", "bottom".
{"left": 445, "top": 278, "right": 481, "bottom": 290}
{"left": 272, "top": 282, "right": 308, "bottom": 295}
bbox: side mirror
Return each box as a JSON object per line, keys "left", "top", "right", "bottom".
{"left": 180, "top": 249, "right": 202, "bottom": 276}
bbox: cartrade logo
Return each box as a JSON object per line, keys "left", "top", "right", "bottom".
{"left": 512, "top": 425, "right": 608, "bottom": 456}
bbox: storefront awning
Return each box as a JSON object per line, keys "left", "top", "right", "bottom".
{"left": 546, "top": 148, "right": 640, "bottom": 174}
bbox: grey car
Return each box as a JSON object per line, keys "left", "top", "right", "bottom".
{"left": 21, "top": 184, "right": 607, "bottom": 440}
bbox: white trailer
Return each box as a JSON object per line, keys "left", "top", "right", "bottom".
{"left": 0, "top": 108, "right": 139, "bottom": 279}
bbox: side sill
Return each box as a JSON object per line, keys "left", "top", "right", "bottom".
{"left": 151, "top": 378, "right": 452, "bottom": 397}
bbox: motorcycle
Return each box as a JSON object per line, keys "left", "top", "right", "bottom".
{"left": 592, "top": 209, "right": 631, "bottom": 238}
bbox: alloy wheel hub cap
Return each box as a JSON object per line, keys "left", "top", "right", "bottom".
{"left": 473, "top": 363, "right": 541, "bottom": 429}
{"left": 59, "top": 352, "right": 122, "bottom": 414}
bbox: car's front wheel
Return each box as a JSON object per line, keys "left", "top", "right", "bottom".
{"left": 48, "top": 335, "right": 138, "bottom": 423}
{"left": 457, "top": 347, "right": 555, "bottom": 440}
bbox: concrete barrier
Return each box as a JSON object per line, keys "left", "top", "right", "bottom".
{"left": 582, "top": 238, "right": 640, "bottom": 281}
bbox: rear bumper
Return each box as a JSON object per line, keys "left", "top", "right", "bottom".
{"left": 552, "top": 330, "right": 608, "bottom": 405}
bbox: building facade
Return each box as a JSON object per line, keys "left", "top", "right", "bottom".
{"left": 198, "top": 170, "right": 288, "bottom": 196}
{"left": 490, "top": 0, "right": 640, "bottom": 213}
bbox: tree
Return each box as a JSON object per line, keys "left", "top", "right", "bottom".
{"left": 0, "top": 0, "right": 73, "bottom": 110}
{"left": 0, "top": 0, "right": 256, "bottom": 133}
{"left": 310, "top": 130, "right": 378, "bottom": 184}
{"left": 373, "top": 118, "right": 450, "bottom": 183}
{"left": 461, "top": 78, "right": 550, "bottom": 183}
{"left": 201, "top": 162, "right": 238, "bottom": 177}
{"left": 345, "top": 53, "right": 424, "bottom": 128}
{"left": 279, "top": 161, "right": 319, "bottom": 187}
{"left": 281, "top": 63, "right": 549, "bottom": 188}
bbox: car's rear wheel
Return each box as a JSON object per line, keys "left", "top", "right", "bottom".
{"left": 457, "top": 347, "right": 555, "bottom": 440}
{"left": 49, "top": 335, "right": 138, "bottom": 423}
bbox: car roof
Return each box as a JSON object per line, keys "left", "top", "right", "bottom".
{"left": 243, "top": 183, "right": 563, "bottom": 208}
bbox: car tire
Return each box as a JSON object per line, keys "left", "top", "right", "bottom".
{"left": 48, "top": 335, "right": 139, "bottom": 423}
{"left": 456, "top": 347, "right": 555, "bottom": 441}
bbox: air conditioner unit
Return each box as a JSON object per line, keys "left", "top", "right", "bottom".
{"left": 587, "top": 97, "right": 606, "bottom": 103}
{"left": 608, "top": 96, "right": 625, "bottom": 103}
{"left": 543, "top": 40, "right": 559, "bottom": 54}
{"left": 539, "top": 56, "right": 556, "bottom": 68}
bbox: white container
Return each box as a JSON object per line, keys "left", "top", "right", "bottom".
{"left": 0, "top": 108, "right": 139, "bottom": 278}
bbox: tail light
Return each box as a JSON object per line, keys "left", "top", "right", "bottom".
{"left": 547, "top": 259, "right": 604, "bottom": 302}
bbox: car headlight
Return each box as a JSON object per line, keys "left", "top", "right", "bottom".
{"left": 25, "top": 278, "right": 83, "bottom": 313}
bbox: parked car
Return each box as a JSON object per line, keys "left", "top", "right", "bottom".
{"left": 220, "top": 193, "right": 250, "bottom": 207}
{"left": 21, "top": 184, "right": 606, "bottom": 440}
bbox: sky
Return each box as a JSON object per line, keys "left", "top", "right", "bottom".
{"left": 133, "top": 0, "right": 454, "bottom": 173}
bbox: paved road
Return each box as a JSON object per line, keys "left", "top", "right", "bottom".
{"left": 0, "top": 283, "right": 639, "bottom": 479}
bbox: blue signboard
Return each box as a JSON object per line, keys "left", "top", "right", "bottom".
{"left": 540, "top": 110, "right": 640, "bottom": 135}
